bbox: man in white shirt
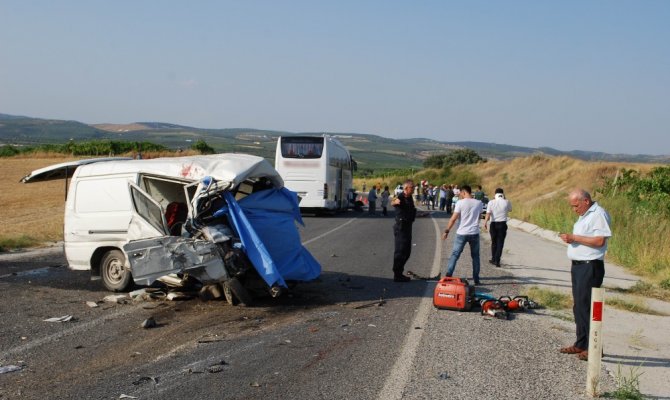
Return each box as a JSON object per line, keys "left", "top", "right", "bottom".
{"left": 441, "top": 185, "right": 484, "bottom": 284}
{"left": 483, "top": 187, "right": 512, "bottom": 267}
{"left": 368, "top": 187, "right": 378, "bottom": 215}
{"left": 558, "top": 189, "right": 611, "bottom": 361}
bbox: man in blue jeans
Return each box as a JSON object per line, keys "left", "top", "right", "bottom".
{"left": 441, "top": 185, "right": 484, "bottom": 284}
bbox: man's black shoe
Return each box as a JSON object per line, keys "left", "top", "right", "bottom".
{"left": 394, "top": 275, "right": 411, "bottom": 282}
{"left": 488, "top": 259, "right": 496, "bottom": 265}
{"left": 474, "top": 280, "right": 481, "bottom": 285}
{"left": 496, "top": 263, "right": 501, "bottom": 268}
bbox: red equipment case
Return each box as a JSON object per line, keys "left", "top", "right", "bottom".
{"left": 433, "top": 277, "right": 474, "bottom": 311}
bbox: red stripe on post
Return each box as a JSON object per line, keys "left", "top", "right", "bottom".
{"left": 592, "top": 301, "right": 603, "bottom": 321}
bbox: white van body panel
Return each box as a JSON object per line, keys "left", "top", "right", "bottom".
{"left": 64, "top": 173, "right": 137, "bottom": 270}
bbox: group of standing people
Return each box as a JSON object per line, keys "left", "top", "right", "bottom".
{"left": 368, "top": 185, "right": 391, "bottom": 216}
{"left": 390, "top": 181, "right": 513, "bottom": 284}
{"left": 416, "top": 183, "right": 463, "bottom": 213}
{"left": 389, "top": 181, "right": 611, "bottom": 362}
{"left": 440, "top": 185, "right": 512, "bottom": 284}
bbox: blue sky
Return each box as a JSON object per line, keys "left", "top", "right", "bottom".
{"left": 1, "top": 1, "right": 668, "bottom": 155}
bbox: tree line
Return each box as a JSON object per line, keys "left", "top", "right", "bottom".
{"left": 0, "top": 139, "right": 216, "bottom": 157}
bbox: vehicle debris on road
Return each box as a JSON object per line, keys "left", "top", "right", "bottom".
{"left": 132, "top": 376, "right": 159, "bottom": 386}
{"left": 0, "top": 365, "right": 23, "bottom": 374}
{"left": 103, "top": 294, "right": 128, "bottom": 304}
{"left": 43, "top": 315, "right": 75, "bottom": 322}
{"left": 141, "top": 317, "right": 157, "bottom": 329}
{"left": 207, "top": 360, "right": 228, "bottom": 373}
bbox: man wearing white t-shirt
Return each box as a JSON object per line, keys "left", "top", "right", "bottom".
{"left": 441, "top": 185, "right": 484, "bottom": 284}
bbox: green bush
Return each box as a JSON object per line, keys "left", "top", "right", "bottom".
{"left": 422, "top": 149, "right": 486, "bottom": 169}
{"left": 191, "top": 140, "right": 215, "bottom": 155}
{"left": 0, "top": 145, "right": 20, "bottom": 157}
{"left": 599, "top": 166, "right": 670, "bottom": 217}
{"left": 0, "top": 140, "right": 167, "bottom": 156}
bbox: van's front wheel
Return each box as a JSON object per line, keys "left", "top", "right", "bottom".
{"left": 101, "top": 250, "right": 132, "bottom": 292}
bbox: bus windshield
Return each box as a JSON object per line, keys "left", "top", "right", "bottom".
{"left": 280, "top": 137, "right": 324, "bottom": 159}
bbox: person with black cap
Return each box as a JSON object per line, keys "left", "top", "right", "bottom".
{"left": 483, "top": 187, "right": 512, "bottom": 267}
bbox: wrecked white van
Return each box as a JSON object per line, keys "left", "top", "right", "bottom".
{"left": 21, "top": 154, "right": 321, "bottom": 303}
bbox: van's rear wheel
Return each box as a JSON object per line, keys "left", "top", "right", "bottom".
{"left": 101, "top": 250, "right": 132, "bottom": 292}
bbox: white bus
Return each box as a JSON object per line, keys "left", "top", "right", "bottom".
{"left": 275, "top": 135, "right": 356, "bottom": 211}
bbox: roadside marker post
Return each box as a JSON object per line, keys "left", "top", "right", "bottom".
{"left": 586, "top": 287, "right": 604, "bottom": 397}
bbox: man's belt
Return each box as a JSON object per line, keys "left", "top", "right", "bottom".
{"left": 571, "top": 259, "right": 602, "bottom": 265}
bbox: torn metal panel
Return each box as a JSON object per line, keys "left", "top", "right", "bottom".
{"left": 124, "top": 236, "right": 228, "bottom": 286}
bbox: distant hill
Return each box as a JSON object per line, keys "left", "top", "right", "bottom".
{"left": 1, "top": 113, "right": 668, "bottom": 167}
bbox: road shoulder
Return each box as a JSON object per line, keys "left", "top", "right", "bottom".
{"left": 503, "top": 219, "right": 670, "bottom": 399}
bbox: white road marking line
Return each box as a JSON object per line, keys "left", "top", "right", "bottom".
{"left": 301, "top": 218, "right": 358, "bottom": 246}
{"left": 377, "top": 216, "right": 442, "bottom": 400}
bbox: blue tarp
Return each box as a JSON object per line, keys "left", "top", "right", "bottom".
{"left": 222, "top": 188, "right": 321, "bottom": 288}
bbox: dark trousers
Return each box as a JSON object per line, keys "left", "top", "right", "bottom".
{"left": 489, "top": 221, "right": 508, "bottom": 264}
{"left": 393, "top": 224, "right": 412, "bottom": 276}
{"left": 571, "top": 260, "right": 605, "bottom": 349}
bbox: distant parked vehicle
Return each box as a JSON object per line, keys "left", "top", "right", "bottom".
{"left": 275, "top": 135, "right": 356, "bottom": 212}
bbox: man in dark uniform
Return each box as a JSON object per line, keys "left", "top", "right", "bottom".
{"left": 391, "top": 180, "right": 417, "bottom": 282}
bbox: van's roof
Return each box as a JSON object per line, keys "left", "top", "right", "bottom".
{"left": 22, "top": 153, "right": 284, "bottom": 188}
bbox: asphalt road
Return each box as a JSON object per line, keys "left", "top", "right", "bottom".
{"left": 0, "top": 209, "right": 617, "bottom": 399}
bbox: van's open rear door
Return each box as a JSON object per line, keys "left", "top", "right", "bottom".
{"left": 20, "top": 157, "right": 134, "bottom": 200}
{"left": 19, "top": 157, "right": 133, "bottom": 183}
{"left": 127, "top": 182, "right": 170, "bottom": 237}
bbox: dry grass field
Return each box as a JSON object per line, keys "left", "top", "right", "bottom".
{"left": 473, "top": 155, "right": 658, "bottom": 218}
{"left": 1, "top": 156, "right": 75, "bottom": 245}
{"left": 0, "top": 151, "right": 201, "bottom": 248}
{"left": 356, "top": 155, "right": 657, "bottom": 204}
